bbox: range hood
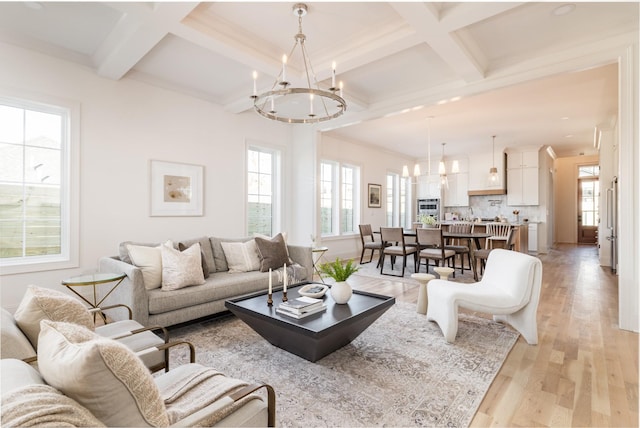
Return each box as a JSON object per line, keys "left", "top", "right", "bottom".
{"left": 467, "top": 152, "right": 507, "bottom": 196}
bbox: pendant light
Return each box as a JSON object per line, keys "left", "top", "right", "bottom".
{"left": 439, "top": 142, "right": 448, "bottom": 189}
{"left": 488, "top": 135, "right": 499, "bottom": 185}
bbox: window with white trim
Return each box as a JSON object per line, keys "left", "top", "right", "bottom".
{"left": 0, "top": 95, "right": 77, "bottom": 273}
{"left": 320, "top": 160, "right": 360, "bottom": 236}
{"left": 247, "top": 146, "right": 281, "bottom": 236}
{"left": 386, "top": 172, "right": 412, "bottom": 227}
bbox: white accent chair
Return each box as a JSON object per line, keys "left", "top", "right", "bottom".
{"left": 426, "top": 249, "right": 543, "bottom": 344}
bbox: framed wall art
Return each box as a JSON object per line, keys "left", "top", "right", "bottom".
{"left": 368, "top": 183, "right": 382, "bottom": 208}
{"left": 150, "top": 160, "right": 204, "bottom": 216}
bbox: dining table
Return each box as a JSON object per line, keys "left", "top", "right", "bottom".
{"left": 375, "top": 228, "right": 491, "bottom": 281}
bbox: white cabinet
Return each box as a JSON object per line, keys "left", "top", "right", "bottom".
{"left": 507, "top": 150, "right": 539, "bottom": 206}
{"left": 417, "top": 174, "right": 441, "bottom": 199}
{"left": 528, "top": 223, "right": 538, "bottom": 252}
{"left": 444, "top": 172, "right": 469, "bottom": 207}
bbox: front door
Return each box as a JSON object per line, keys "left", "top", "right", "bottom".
{"left": 578, "top": 177, "right": 598, "bottom": 244}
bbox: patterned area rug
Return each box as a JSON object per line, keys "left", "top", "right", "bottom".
{"left": 356, "top": 257, "right": 478, "bottom": 283}
{"left": 168, "top": 302, "right": 518, "bottom": 427}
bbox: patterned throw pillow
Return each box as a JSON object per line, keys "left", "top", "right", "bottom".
{"left": 37, "top": 320, "right": 169, "bottom": 427}
{"left": 14, "top": 285, "right": 95, "bottom": 350}
{"left": 161, "top": 241, "right": 206, "bottom": 291}
{"left": 220, "top": 240, "right": 262, "bottom": 273}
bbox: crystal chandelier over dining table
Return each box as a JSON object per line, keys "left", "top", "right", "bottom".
{"left": 251, "top": 3, "right": 346, "bottom": 124}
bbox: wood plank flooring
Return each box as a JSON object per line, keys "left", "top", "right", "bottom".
{"left": 345, "top": 244, "right": 638, "bottom": 427}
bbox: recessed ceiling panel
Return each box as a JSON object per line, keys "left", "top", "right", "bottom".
{"left": 133, "top": 34, "right": 254, "bottom": 103}
{"left": 0, "top": 2, "right": 121, "bottom": 56}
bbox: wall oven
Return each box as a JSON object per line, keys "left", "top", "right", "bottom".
{"left": 417, "top": 198, "right": 440, "bottom": 219}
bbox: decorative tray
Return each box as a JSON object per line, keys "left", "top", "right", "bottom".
{"left": 298, "top": 283, "right": 328, "bottom": 298}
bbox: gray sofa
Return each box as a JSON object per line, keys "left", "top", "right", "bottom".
{"left": 98, "top": 236, "right": 313, "bottom": 327}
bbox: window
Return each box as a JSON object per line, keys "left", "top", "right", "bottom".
{"left": 386, "top": 173, "right": 412, "bottom": 227}
{"left": 0, "top": 95, "right": 78, "bottom": 273}
{"left": 247, "top": 146, "right": 281, "bottom": 236}
{"left": 320, "top": 161, "right": 360, "bottom": 236}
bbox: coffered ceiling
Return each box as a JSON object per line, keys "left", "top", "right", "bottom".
{"left": 0, "top": 2, "right": 637, "bottom": 159}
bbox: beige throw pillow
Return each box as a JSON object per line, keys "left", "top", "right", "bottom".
{"left": 37, "top": 320, "right": 169, "bottom": 427}
{"left": 161, "top": 241, "right": 206, "bottom": 291}
{"left": 126, "top": 243, "right": 164, "bottom": 290}
{"left": 220, "top": 240, "right": 261, "bottom": 273}
{"left": 14, "top": 285, "right": 95, "bottom": 349}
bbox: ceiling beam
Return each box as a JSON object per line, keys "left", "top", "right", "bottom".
{"left": 389, "top": 2, "right": 485, "bottom": 83}
{"left": 93, "top": 2, "right": 198, "bottom": 80}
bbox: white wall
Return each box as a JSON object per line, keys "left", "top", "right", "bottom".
{"left": 0, "top": 42, "right": 290, "bottom": 310}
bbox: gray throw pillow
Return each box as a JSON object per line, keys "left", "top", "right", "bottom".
{"left": 254, "top": 233, "right": 293, "bottom": 272}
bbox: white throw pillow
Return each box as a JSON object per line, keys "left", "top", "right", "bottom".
{"left": 37, "top": 320, "right": 169, "bottom": 427}
{"left": 14, "top": 285, "right": 95, "bottom": 349}
{"left": 126, "top": 243, "right": 164, "bottom": 290}
{"left": 161, "top": 241, "right": 206, "bottom": 291}
{"left": 220, "top": 240, "right": 261, "bottom": 273}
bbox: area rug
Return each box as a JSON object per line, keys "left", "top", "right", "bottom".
{"left": 355, "top": 257, "right": 477, "bottom": 284}
{"left": 168, "top": 302, "right": 518, "bottom": 427}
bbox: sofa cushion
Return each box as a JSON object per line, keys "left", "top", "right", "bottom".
{"left": 37, "top": 320, "right": 169, "bottom": 427}
{"left": 220, "top": 240, "right": 261, "bottom": 273}
{"left": 178, "top": 236, "right": 216, "bottom": 274}
{"left": 126, "top": 243, "right": 163, "bottom": 290}
{"left": 1, "top": 308, "right": 36, "bottom": 360}
{"left": 14, "top": 285, "right": 95, "bottom": 350}
{"left": 254, "top": 233, "right": 293, "bottom": 272}
{"left": 209, "top": 237, "right": 253, "bottom": 272}
{"left": 161, "top": 241, "right": 206, "bottom": 291}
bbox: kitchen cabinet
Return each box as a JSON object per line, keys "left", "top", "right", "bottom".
{"left": 444, "top": 172, "right": 469, "bottom": 207}
{"left": 507, "top": 150, "right": 539, "bottom": 206}
{"left": 417, "top": 174, "right": 441, "bottom": 199}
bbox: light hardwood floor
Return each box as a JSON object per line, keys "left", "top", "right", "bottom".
{"left": 346, "top": 244, "right": 639, "bottom": 427}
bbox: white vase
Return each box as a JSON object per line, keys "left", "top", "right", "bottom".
{"left": 330, "top": 281, "right": 352, "bottom": 304}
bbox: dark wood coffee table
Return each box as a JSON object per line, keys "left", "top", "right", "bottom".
{"left": 225, "top": 282, "right": 395, "bottom": 362}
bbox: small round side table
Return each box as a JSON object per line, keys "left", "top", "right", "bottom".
{"left": 411, "top": 273, "right": 435, "bottom": 315}
{"left": 61, "top": 272, "right": 126, "bottom": 322}
{"left": 434, "top": 266, "right": 455, "bottom": 281}
{"left": 312, "top": 246, "right": 329, "bottom": 283}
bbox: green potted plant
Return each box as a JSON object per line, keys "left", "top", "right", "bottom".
{"left": 418, "top": 213, "right": 438, "bottom": 227}
{"left": 318, "top": 258, "right": 359, "bottom": 304}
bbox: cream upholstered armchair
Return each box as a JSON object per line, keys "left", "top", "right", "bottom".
{"left": 426, "top": 249, "right": 543, "bottom": 344}
{"left": 1, "top": 320, "right": 275, "bottom": 427}
{"left": 1, "top": 285, "right": 193, "bottom": 372}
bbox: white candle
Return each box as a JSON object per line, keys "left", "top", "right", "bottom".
{"left": 331, "top": 61, "right": 336, "bottom": 88}
{"left": 268, "top": 268, "right": 272, "bottom": 294}
{"left": 309, "top": 93, "right": 314, "bottom": 115}
{"left": 252, "top": 71, "right": 257, "bottom": 96}
{"left": 339, "top": 81, "right": 344, "bottom": 98}
{"left": 283, "top": 263, "right": 287, "bottom": 292}
{"left": 282, "top": 55, "right": 287, "bottom": 82}
{"left": 270, "top": 96, "right": 275, "bottom": 112}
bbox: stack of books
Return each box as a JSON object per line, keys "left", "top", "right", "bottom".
{"left": 276, "top": 296, "right": 326, "bottom": 319}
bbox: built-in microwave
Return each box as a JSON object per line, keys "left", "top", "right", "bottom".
{"left": 417, "top": 198, "right": 440, "bottom": 218}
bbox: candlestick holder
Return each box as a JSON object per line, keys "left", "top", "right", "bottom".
{"left": 282, "top": 290, "right": 288, "bottom": 302}
{"left": 267, "top": 293, "right": 273, "bottom": 306}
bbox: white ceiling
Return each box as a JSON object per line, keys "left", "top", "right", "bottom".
{"left": 1, "top": 2, "right": 637, "bottom": 159}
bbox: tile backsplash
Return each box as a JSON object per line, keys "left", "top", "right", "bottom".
{"left": 443, "top": 195, "right": 541, "bottom": 222}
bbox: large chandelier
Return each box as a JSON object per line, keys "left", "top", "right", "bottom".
{"left": 251, "top": 3, "right": 346, "bottom": 124}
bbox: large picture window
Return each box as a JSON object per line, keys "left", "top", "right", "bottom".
{"left": 321, "top": 160, "right": 360, "bottom": 236}
{"left": 0, "top": 95, "right": 78, "bottom": 273}
{"left": 247, "top": 146, "right": 281, "bottom": 236}
{"left": 386, "top": 172, "right": 412, "bottom": 227}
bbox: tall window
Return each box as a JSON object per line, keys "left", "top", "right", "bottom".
{"left": 321, "top": 160, "right": 360, "bottom": 236}
{"left": 386, "top": 172, "right": 411, "bottom": 227}
{"left": 0, "top": 96, "right": 76, "bottom": 272}
{"left": 247, "top": 146, "right": 280, "bottom": 235}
